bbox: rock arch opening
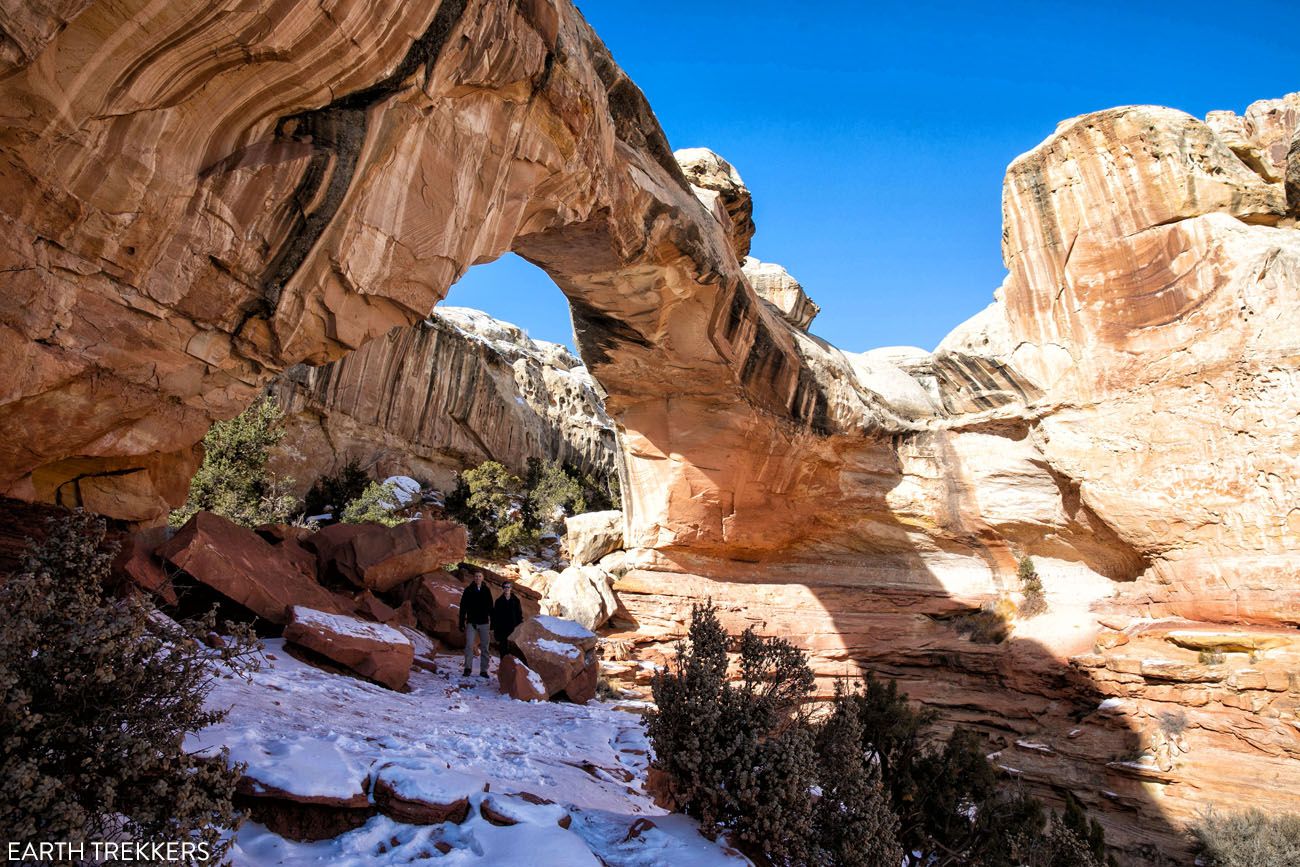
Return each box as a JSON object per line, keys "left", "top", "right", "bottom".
{"left": 1, "top": 0, "right": 1296, "bottom": 861}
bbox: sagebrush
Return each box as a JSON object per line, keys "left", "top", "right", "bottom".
{"left": 1192, "top": 808, "right": 1300, "bottom": 867}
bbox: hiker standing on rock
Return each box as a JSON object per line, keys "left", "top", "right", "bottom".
{"left": 459, "top": 572, "right": 494, "bottom": 678}
{"left": 491, "top": 581, "right": 524, "bottom": 659}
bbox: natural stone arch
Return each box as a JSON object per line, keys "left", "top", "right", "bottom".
{"left": 0, "top": 0, "right": 853, "bottom": 534}
{"left": 4, "top": 0, "right": 1300, "bottom": 860}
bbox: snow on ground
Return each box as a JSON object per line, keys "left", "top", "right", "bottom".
{"left": 194, "top": 640, "right": 748, "bottom": 867}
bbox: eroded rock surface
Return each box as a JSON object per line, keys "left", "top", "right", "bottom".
{"left": 1, "top": 1, "right": 1298, "bottom": 858}
{"left": 270, "top": 307, "right": 617, "bottom": 493}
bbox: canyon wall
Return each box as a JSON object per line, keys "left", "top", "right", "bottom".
{"left": 268, "top": 306, "right": 616, "bottom": 493}
{"left": 1, "top": 0, "right": 1298, "bottom": 859}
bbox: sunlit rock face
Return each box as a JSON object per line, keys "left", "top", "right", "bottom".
{"left": 1, "top": 1, "right": 1298, "bottom": 859}
{"left": 268, "top": 307, "right": 616, "bottom": 492}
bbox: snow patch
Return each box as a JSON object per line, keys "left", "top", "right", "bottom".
{"left": 193, "top": 640, "right": 746, "bottom": 866}
{"left": 536, "top": 615, "right": 595, "bottom": 640}
{"left": 374, "top": 759, "right": 484, "bottom": 804}
{"left": 381, "top": 475, "right": 422, "bottom": 507}
{"left": 291, "top": 607, "right": 410, "bottom": 647}
{"left": 536, "top": 638, "right": 581, "bottom": 659}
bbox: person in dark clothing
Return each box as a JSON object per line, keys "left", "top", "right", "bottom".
{"left": 490, "top": 581, "right": 524, "bottom": 659}
{"left": 458, "top": 572, "right": 494, "bottom": 677}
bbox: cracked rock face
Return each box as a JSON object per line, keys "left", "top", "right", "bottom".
{"left": 2, "top": 1, "right": 1299, "bottom": 859}
{"left": 269, "top": 307, "right": 617, "bottom": 492}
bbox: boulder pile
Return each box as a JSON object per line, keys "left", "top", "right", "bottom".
{"left": 119, "top": 511, "right": 470, "bottom": 690}
{"left": 500, "top": 616, "right": 600, "bottom": 704}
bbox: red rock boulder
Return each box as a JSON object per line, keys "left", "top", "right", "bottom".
{"left": 112, "top": 525, "right": 177, "bottom": 604}
{"left": 511, "top": 615, "right": 600, "bottom": 702}
{"left": 371, "top": 761, "right": 484, "bottom": 825}
{"left": 157, "top": 512, "right": 343, "bottom": 623}
{"left": 401, "top": 573, "right": 467, "bottom": 647}
{"left": 498, "top": 654, "right": 549, "bottom": 702}
{"left": 283, "top": 606, "right": 414, "bottom": 690}
{"left": 561, "top": 651, "right": 599, "bottom": 704}
{"left": 305, "top": 519, "right": 466, "bottom": 593}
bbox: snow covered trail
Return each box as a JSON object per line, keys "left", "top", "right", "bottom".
{"left": 193, "top": 640, "right": 749, "bottom": 866}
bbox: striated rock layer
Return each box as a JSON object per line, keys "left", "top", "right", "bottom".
{"left": 1, "top": 0, "right": 1299, "bottom": 858}
{"left": 269, "top": 306, "right": 616, "bottom": 492}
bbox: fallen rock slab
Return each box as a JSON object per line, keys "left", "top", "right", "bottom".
{"left": 157, "top": 512, "right": 343, "bottom": 623}
{"left": 306, "top": 519, "right": 466, "bottom": 592}
{"left": 498, "top": 654, "right": 549, "bottom": 702}
{"left": 371, "top": 760, "right": 484, "bottom": 825}
{"left": 284, "top": 606, "right": 414, "bottom": 690}
{"left": 561, "top": 650, "right": 599, "bottom": 705}
{"left": 563, "top": 510, "right": 623, "bottom": 566}
{"left": 113, "top": 525, "right": 177, "bottom": 604}
{"left": 402, "top": 573, "right": 466, "bottom": 647}
{"left": 211, "top": 730, "right": 373, "bottom": 841}
{"left": 541, "top": 564, "right": 617, "bottom": 630}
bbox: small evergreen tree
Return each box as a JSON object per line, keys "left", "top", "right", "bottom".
{"left": 339, "top": 480, "right": 406, "bottom": 527}
{"left": 648, "top": 603, "right": 1118, "bottom": 867}
{"left": 303, "top": 457, "right": 370, "bottom": 516}
{"left": 444, "top": 460, "right": 533, "bottom": 553}
{"left": 648, "top": 603, "right": 895, "bottom": 865}
{"left": 1018, "top": 554, "right": 1047, "bottom": 617}
{"left": 170, "top": 394, "right": 300, "bottom": 527}
{"left": 0, "top": 513, "right": 260, "bottom": 862}
{"left": 524, "top": 457, "right": 587, "bottom": 534}
{"left": 815, "top": 685, "right": 905, "bottom": 867}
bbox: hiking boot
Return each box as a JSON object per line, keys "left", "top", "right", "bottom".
{"left": 462, "top": 668, "right": 471, "bottom": 677}
{"left": 479, "top": 671, "right": 490, "bottom": 678}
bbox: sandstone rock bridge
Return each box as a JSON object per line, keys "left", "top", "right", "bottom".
{"left": 2, "top": 1, "right": 1299, "bottom": 861}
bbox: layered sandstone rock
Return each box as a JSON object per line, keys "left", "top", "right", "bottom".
{"left": 611, "top": 97, "right": 1300, "bottom": 862}
{"left": 1, "top": 0, "right": 1298, "bottom": 858}
{"left": 269, "top": 307, "right": 617, "bottom": 493}
{"left": 741, "top": 257, "right": 820, "bottom": 330}
{"left": 674, "top": 148, "right": 755, "bottom": 259}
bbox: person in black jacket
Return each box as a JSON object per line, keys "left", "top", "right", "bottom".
{"left": 490, "top": 581, "right": 524, "bottom": 659}
{"left": 458, "top": 572, "right": 494, "bottom": 677}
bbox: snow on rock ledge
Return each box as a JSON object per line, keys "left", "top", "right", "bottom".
{"left": 284, "top": 606, "right": 414, "bottom": 691}
{"left": 371, "top": 759, "right": 485, "bottom": 825}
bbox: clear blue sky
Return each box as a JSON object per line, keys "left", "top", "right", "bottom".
{"left": 444, "top": 0, "right": 1300, "bottom": 353}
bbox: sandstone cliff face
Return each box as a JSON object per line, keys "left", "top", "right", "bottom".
{"left": 611, "top": 99, "right": 1300, "bottom": 861}
{"left": 269, "top": 307, "right": 616, "bottom": 493}
{"left": 2, "top": 0, "right": 1299, "bottom": 859}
